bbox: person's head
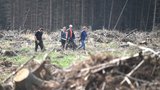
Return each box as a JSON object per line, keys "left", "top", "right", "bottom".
{"left": 38, "top": 28, "right": 43, "bottom": 31}
{"left": 61, "top": 27, "right": 66, "bottom": 32}
{"left": 69, "top": 24, "right": 73, "bottom": 28}
{"left": 82, "top": 26, "right": 87, "bottom": 31}
{"left": 63, "top": 26, "right": 66, "bottom": 30}
{"left": 40, "top": 28, "right": 43, "bottom": 31}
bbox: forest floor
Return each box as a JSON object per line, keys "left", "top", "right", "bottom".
{"left": 1, "top": 29, "right": 160, "bottom": 89}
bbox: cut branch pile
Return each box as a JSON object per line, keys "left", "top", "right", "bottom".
{"left": 1, "top": 43, "right": 160, "bottom": 90}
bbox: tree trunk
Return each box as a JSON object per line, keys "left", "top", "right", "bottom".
{"left": 108, "top": 0, "right": 114, "bottom": 30}
{"left": 152, "top": 0, "right": 157, "bottom": 31}
{"left": 49, "top": 0, "right": 52, "bottom": 31}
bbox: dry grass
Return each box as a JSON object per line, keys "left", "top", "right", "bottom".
{"left": 1, "top": 30, "right": 160, "bottom": 83}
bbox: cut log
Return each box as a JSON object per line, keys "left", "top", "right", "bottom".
{"left": 3, "top": 56, "right": 36, "bottom": 83}
{"left": 14, "top": 68, "right": 60, "bottom": 90}
{"left": 13, "top": 68, "right": 30, "bottom": 82}
{"left": 3, "top": 48, "right": 54, "bottom": 87}
{"left": 32, "top": 60, "right": 51, "bottom": 80}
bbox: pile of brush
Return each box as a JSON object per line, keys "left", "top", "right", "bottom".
{"left": 1, "top": 42, "right": 160, "bottom": 90}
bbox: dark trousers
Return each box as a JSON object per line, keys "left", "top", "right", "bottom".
{"left": 66, "top": 39, "right": 76, "bottom": 50}
{"left": 35, "top": 40, "right": 43, "bottom": 52}
{"left": 61, "top": 39, "right": 66, "bottom": 49}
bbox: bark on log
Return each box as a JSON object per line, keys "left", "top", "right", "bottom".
{"left": 32, "top": 60, "right": 51, "bottom": 80}
{"left": 14, "top": 68, "right": 60, "bottom": 90}
{"left": 3, "top": 56, "right": 36, "bottom": 83}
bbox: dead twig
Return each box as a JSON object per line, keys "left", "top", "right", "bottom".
{"left": 120, "top": 60, "right": 145, "bottom": 88}
{"left": 3, "top": 56, "right": 36, "bottom": 83}
{"left": 120, "top": 29, "right": 137, "bottom": 41}
{"left": 127, "top": 42, "right": 160, "bottom": 56}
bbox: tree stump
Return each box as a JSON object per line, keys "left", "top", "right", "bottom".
{"left": 13, "top": 68, "right": 60, "bottom": 90}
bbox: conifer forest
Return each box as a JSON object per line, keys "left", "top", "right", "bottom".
{"left": 1, "top": 0, "right": 160, "bottom": 90}
{"left": 0, "top": 0, "right": 160, "bottom": 31}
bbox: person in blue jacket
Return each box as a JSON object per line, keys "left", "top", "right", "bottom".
{"left": 78, "top": 26, "right": 87, "bottom": 50}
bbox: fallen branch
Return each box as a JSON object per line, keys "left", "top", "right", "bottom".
{"left": 120, "top": 29, "right": 137, "bottom": 41}
{"left": 81, "top": 52, "right": 143, "bottom": 76}
{"left": 127, "top": 42, "right": 160, "bottom": 55}
{"left": 120, "top": 60, "right": 145, "bottom": 88}
{"left": 101, "top": 82, "right": 106, "bottom": 90}
{"left": 3, "top": 56, "right": 36, "bottom": 83}
{"left": 115, "top": 71, "right": 151, "bottom": 83}
{"left": 14, "top": 68, "right": 60, "bottom": 90}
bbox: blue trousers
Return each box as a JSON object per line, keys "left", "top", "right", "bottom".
{"left": 79, "top": 40, "right": 85, "bottom": 50}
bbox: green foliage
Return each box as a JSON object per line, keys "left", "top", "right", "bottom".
{"left": 49, "top": 51, "right": 77, "bottom": 68}
{"left": 34, "top": 52, "right": 46, "bottom": 61}
{"left": 10, "top": 56, "right": 31, "bottom": 65}
{"left": 20, "top": 47, "right": 31, "bottom": 52}
{"left": 0, "top": 55, "right": 31, "bottom": 65}
{"left": 13, "top": 56, "right": 31, "bottom": 64}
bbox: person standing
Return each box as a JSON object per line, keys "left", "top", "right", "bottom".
{"left": 60, "top": 27, "right": 67, "bottom": 50}
{"left": 78, "top": 26, "right": 87, "bottom": 50}
{"left": 35, "top": 28, "right": 44, "bottom": 52}
{"left": 66, "top": 24, "right": 76, "bottom": 50}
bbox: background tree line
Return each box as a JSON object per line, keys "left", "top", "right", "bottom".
{"left": 0, "top": 0, "right": 160, "bottom": 31}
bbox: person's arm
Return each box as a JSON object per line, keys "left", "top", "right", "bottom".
{"left": 85, "top": 31, "right": 88, "bottom": 42}
{"left": 66, "top": 32, "right": 68, "bottom": 39}
{"left": 66, "top": 31, "right": 69, "bottom": 40}
{"left": 85, "top": 31, "right": 87, "bottom": 37}
{"left": 35, "top": 33, "right": 37, "bottom": 41}
{"left": 79, "top": 32, "right": 82, "bottom": 41}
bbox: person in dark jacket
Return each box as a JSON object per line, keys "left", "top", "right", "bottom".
{"left": 78, "top": 26, "right": 87, "bottom": 50}
{"left": 35, "top": 28, "right": 44, "bottom": 52}
{"left": 66, "top": 24, "right": 76, "bottom": 50}
{"left": 60, "top": 27, "right": 67, "bottom": 50}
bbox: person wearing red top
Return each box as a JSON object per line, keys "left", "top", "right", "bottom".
{"left": 66, "top": 24, "right": 76, "bottom": 50}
